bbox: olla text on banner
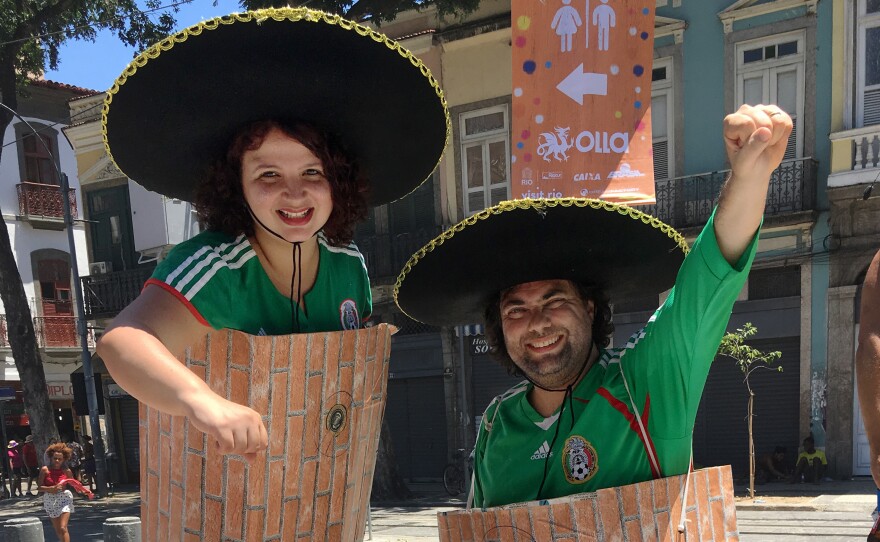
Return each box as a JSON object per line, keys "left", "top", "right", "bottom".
{"left": 511, "top": 0, "right": 656, "bottom": 204}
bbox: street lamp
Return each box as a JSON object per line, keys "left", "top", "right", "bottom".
{"left": 1, "top": 103, "right": 108, "bottom": 498}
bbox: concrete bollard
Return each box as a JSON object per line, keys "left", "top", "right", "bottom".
{"left": 103, "top": 517, "right": 141, "bottom": 542}
{"left": 0, "top": 517, "right": 44, "bottom": 542}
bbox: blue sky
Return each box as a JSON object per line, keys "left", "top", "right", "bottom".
{"left": 44, "top": 0, "right": 240, "bottom": 92}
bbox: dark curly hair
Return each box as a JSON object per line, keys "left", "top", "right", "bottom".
{"left": 483, "top": 281, "right": 614, "bottom": 377}
{"left": 194, "top": 119, "right": 369, "bottom": 246}
{"left": 45, "top": 442, "right": 71, "bottom": 461}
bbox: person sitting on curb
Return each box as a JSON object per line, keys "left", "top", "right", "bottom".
{"left": 791, "top": 436, "right": 827, "bottom": 484}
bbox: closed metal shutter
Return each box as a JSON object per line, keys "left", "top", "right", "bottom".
{"left": 118, "top": 397, "right": 140, "bottom": 483}
{"left": 692, "top": 337, "right": 800, "bottom": 480}
{"left": 385, "top": 376, "right": 447, "bottom": 480}
{"left": 383, "top": 332, "right": 447, "bottom": 481}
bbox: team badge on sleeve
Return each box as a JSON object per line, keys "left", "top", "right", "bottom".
{"left": 339, "top": 299, "right": 360, "bottom": 330}
{"left": 562, "top": 435, "right": 598, "bottom": 484}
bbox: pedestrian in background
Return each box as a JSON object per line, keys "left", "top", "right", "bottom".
{"left": 7, "top": 440, "right": 24, "bottom": 497}
{"left": 38, "top": 443, "right": 76, "bottom": 542}
{"left": 22, "top": 435, "right": 39, "bottom": 496}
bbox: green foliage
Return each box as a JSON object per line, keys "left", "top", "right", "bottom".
{"left": 240, "top": 0, "right": 482, "bottom": 24}
{"left": 0, "top": 0, "right": 177, "bottom": 92}
{"left": 717, "top": 323, "right": 783, "bottom": 379}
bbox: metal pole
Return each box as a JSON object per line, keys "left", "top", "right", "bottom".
{"left": 59, "top": 173, "right": 108, "bottom": 499}
{"left": 456, "top": 329, "right": 472, "bottom": 482}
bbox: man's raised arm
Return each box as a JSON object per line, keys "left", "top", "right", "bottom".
{"left": 715, "top": 104, "right": 794, "bottom": 265}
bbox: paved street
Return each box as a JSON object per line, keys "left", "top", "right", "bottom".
{"left": 0, "top": 480, "right": 876, "bottom": 541}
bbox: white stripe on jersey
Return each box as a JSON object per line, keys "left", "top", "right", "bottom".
{"left": 186, "top": 250, "right": 257, "bottom": 300}
{"left": 317, "top": 233, "right": 368, "bottom": 274}
{"left": 164, "top": 234, "right": 248, "bottom": 288}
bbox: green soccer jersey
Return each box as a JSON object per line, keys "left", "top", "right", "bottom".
{"left": 472, "top": 209, "right": 758, "bottom": 508}
{"left": 146, "top": 230, "right": 371, "bottom": 335}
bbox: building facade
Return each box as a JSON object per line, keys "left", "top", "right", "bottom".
{"left": 370, "top": 0, "right": 843, "bottom": 481}
{"left": 0, "top": 79, "right": 93, "bottom": 442}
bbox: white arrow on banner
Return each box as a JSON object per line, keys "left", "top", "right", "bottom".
{"left": 556, "top": 63, "right": 608, "bottom": 105}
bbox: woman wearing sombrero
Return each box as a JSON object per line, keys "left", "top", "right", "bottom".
{"left": 97, "top": 8, "right": 448, "bottom": 460}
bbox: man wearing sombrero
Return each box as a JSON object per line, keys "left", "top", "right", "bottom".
{"left": 396, "top": 104, "right": 792, "bottom": 507}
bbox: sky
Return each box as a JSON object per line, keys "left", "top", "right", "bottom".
{"left": 44, "top": 0, "right": 242, "bottom": 92}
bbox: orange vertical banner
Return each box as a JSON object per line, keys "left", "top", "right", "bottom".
{"left": 511, "top": 0, "right": 656, "bottom": 204}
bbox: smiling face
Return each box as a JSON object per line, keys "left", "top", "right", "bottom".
{"left": 500, "top": 279, "right": 595, "bottom": 389}
{"left": 240, "top": 127, "right": 333, "bottom": 244}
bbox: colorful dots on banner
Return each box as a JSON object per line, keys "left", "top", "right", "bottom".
{"left": 634, "top": 100, "right": 642, "bottom": 109}
{"left": 535, "top": 114, "right": 544, "bottom": 124}
{"left": 515, "top": 36, "right": 527, "bottom": 48}
{"left": 610, "top": 64, "right": 619, "bottom": 75}
{"left": 615, "top": 111, "right": 622, "bottom": 119}
{"left": 635, "top": 86, "right": 642, "bottom": 93}
{"left": 523, "top": 60, "right": 537, "bottom": 74}
{"left": 641, "top": 32, "right": 650, "bottom": 40}
{"left": 545, "top": 61, "right": 552, "bottom": 69}
{"left": 629, "top": 26, "right": 637, "bottom": 36}
{"left": 521, "top": 130, "right": 531, "bottom": 139}
{"left": 517, "top": 16, "right": 531, "bottom": 30}
{"left": 514, "top": 87, "right": 524, "bottom": 97}
{"left": 523, "top": 153, "right": 532, "bottom": 163}
{"left": 633, "top": 65, "right": 645, "bottom": 76}
{"left": 512, "top": 155, "right": 517, "bottom": 164}
{"left": 517, "top": 142, "right": 524, "bottom": 149}
{"left": 643, "top": 7, "right": 650, "bottom": 15}
{"left": 635, "top": 120, "right": 647, "bottom": 132}
{"left": 533, "top": 98, "right": 541, "bottom": 105}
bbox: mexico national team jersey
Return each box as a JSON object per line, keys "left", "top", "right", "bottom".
{"left": 146, "top": 230, "right": 371, "bottom": 335}
{"left": 472, "top": 210, "right": 758, "bottom": 508}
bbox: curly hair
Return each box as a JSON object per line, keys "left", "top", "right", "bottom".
{"left": 45, "top": 442, "right": 71, "bottom": 461}
{"left": 483, "top": 281, "right": 614, "bottom": 377}
{"left": 194, "top": 119, "right": 369, "bottom": 246}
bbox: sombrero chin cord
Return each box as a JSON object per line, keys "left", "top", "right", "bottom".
{"left": 247, "top": 204, "right": 305, "bottom": 333}
{"left": 531, "top": 349, "right": 593, "bottom": 501}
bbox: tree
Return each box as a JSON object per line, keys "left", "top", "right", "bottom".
{"left": 0, "top": 0, "right": 176, "bottom": 462}
{"left": 240, "top": 0, "right": 481, "bottom": 24}
{"left": 716, "top": 323, "right": 782, "bottom": 499}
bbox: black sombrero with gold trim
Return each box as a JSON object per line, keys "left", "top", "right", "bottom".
{"left": 102, "top": 8, "right": 449, "bottom": 206}
{"left": 394, "top": 198, "right": 689, "bottom": 326}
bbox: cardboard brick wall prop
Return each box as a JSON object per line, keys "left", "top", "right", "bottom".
{"left": 139, "top": 324, "right": 393, "bottom": 541}
{"left": 437, "top": 465, "right": 739, "bottom": 541}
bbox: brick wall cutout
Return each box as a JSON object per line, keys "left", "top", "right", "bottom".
{"left": 139, "top": 324, "right": 393, "bottom": 541}
{"left": 438, "top": 465, "right": 739, "bottom": 541}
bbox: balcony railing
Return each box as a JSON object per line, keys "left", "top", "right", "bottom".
{"left": 0, "top": 314, "right": 94, "bottom": 349}
{"left": 16, "top": 182, "right": 77, "bottom": 221}
{"left": 635, "top": 157, "right": 817, "bottom": 230}
{"left": 356, "top": 227, "right": 443, "bottom": 282}
{"left": 81, "top": 266, "right": 155, "bottom": 320}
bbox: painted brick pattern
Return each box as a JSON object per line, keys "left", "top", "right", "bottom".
{"left": 140, "top": 324, "right": 393, "bottom": 541}
{"left": 438, "top": 466, "right": 739, "bottom": 541}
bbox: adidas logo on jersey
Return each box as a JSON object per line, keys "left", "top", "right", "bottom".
{"left": 530, "top": 441, "right": 553, "bottom": 460}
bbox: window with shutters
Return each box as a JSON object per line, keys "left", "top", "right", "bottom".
{"left": 735, "top": 31, "right": 805, "bottom": 159}
{"left": 651, "top": 58, "right": 674, "bottom": 181}
{"left": 460, "top": 106, "right": 510, "bottom": 215}
{"left": 858, "top": 0, "right": 880, "bottom": 125}
{"left": 15, "top": 124, "right": 60, "bottom": 185}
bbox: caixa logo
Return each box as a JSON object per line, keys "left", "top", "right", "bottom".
{"left": 537, "top": 127, "right": 629, "bottom": 162}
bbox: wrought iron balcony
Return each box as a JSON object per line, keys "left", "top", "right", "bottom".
{"left": 0, "top": 314, "right": 94, "bottom": 349}
{"left": 355, "top": 227, "right": 443, "bottom": 282}
{"left": 81, "top": 266, "right": 155, "bottom": 320}
{"left": 635, "top": 157, "right": 817, "bottom": 229}
{"left": 16, "top": 182, "right": 77, "bottom": 228}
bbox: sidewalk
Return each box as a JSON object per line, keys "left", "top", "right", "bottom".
{"left": 0, "top": 479, "right": 875, "bottom": 541}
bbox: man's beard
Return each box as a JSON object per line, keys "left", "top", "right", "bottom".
{"left": 515, "top": 336, "right": 591, "bottom": 390}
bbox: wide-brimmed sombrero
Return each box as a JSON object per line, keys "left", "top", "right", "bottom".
{"left": 102, "top": 7, "right": 449, "bottom": 206}
{"left": 394, "top": 198, "right": 689, "bottom": 326}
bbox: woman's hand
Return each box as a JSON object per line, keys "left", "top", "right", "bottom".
{"left": 183, "top": 390, "right": 268, "bottom": 462}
